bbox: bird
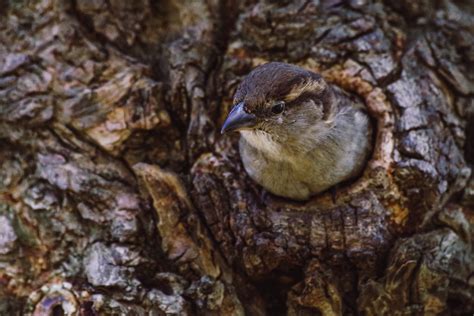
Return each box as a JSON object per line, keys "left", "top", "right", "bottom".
{"left": 221, "top": 62, "right": 372, "bottom": 201}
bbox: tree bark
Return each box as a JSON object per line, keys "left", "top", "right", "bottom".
{"left": 0, "top": 0, "right": 473, "bottom": 315}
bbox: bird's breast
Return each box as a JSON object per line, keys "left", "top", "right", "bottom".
{"left": 240, "top": 130, "right": 283, "bottom": 159}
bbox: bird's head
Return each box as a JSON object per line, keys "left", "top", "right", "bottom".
{"left": 221, "top": 62, "right": 337, "bottom": 149}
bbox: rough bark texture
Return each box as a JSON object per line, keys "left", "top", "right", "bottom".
{"left": 0, "top": 0, "right": 473, "bottom": 315}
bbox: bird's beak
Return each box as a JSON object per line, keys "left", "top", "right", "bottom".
{"left": 221, "top": 102, "right": 256, "bottom": 134}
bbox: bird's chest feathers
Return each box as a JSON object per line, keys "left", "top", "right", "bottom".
{"left": 240, "top": 130, "right": 283, "bottom": 159}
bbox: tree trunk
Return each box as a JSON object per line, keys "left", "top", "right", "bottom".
{"left": 0, "top": 0, "right": 473, "bottom": 315}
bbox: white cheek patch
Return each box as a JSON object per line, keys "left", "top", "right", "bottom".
{"left": 241, "top": 130, "right": 281, "bottom": 158}
{"left": 276, "top": 117, "right": 283, "bottom": 124}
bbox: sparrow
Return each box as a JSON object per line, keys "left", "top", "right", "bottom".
{"left": 221, "top": 62, "right": 372, "bottom": 201}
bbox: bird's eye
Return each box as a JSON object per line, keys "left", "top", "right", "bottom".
{"left": 271, "top": 102, "right": 285, "bottom": 114}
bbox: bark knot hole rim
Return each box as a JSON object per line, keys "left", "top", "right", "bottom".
{"left": 271, "top": 63, "right": 396, "bottom": 206}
